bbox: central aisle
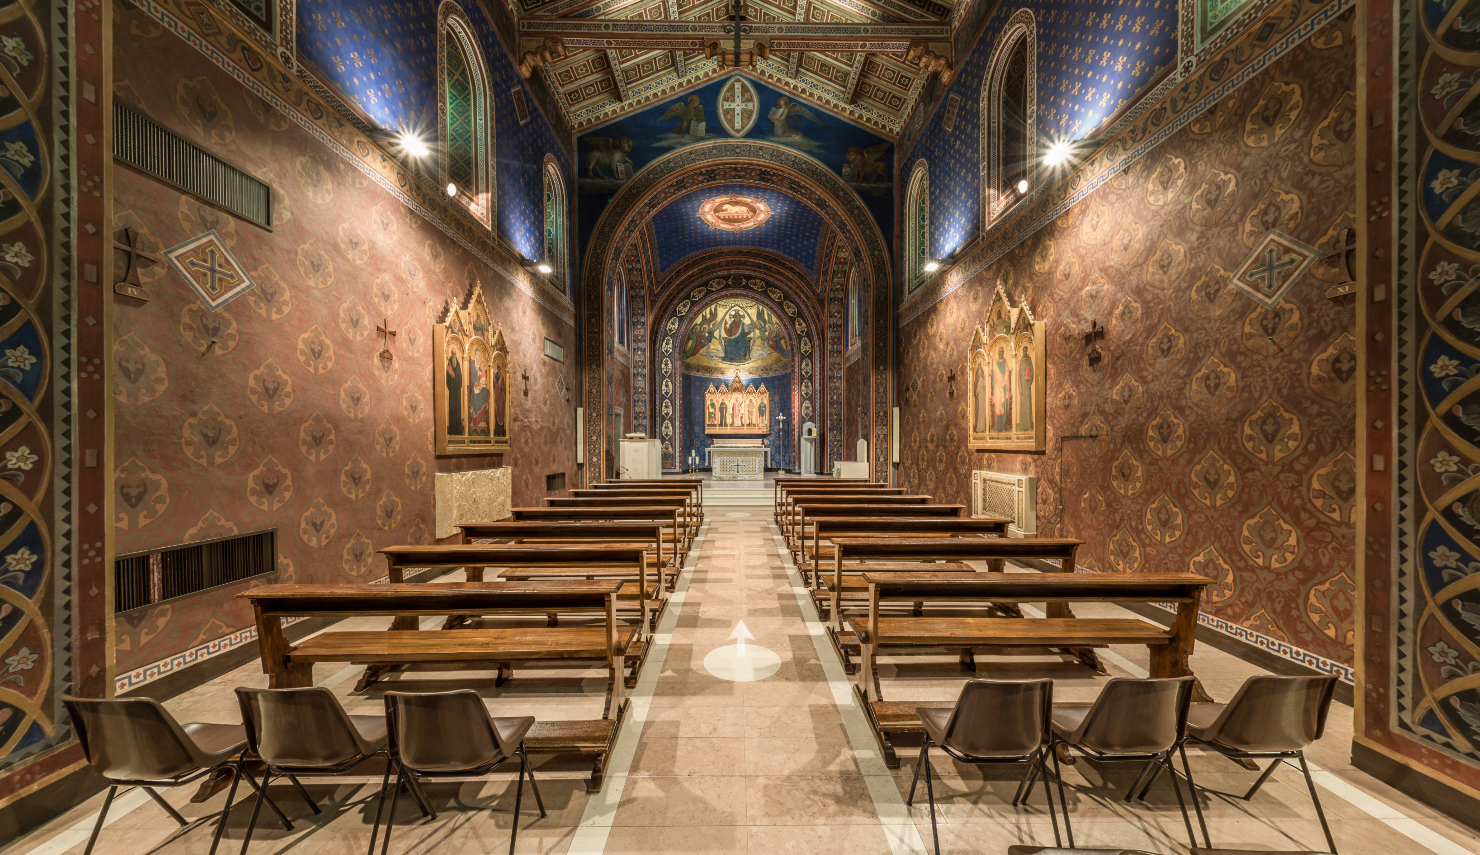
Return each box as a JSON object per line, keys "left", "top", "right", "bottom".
{"left": 572, "top": 499, "right": 922, "bottom": 854}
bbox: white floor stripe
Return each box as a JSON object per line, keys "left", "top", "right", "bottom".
{"left": 17, "top": 788, "right": 154, "bottom": 855}
{"left": 565, "top": 519, "right": 708, "bottom": 854}
{"left": 769, "top": 522, "right": 928, "bottom": 855}
{"left": 1020, "top": 604, "right": 1477, "bottom": 855}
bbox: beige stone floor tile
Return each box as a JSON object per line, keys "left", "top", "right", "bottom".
{"left": 743, "top": 737, "right": 862, "bottom": 776}
{"left": 609, "top": 775, "right": 748, "bottom": 826}
{"left": 743, "top": 774, "right": 883, "bottom": 825}
{"left": 628, "top": 737, "right": 746, "bottom": 777}
{"left": 600, "top": 824, "right": 746, "bottom": 853}
{"left": 745, "top": 823, "right": 895, "bottom": 854}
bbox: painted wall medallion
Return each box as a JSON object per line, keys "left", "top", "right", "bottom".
{"left": 698, "top": 194, "right": 772, "bottom": 232}
{"left": 433, "top": 291, "right": 512, "bottom": 453}
{"left": 717, "top": 75, "right": 758, "bottom": 137}
{"left": 164, "top": 230, "right": 257, "bottom": 310}
{"left": 1230, "top": 229, "right": 1317, "bottom": 309}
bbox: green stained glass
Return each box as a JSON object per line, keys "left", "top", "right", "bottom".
{"left": 445, "top": 36, "right": 476, "bottom": 193}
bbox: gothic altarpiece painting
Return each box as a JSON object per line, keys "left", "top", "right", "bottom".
{"left": 434, "top": 293, "right": 512, "bottom": 453}
{"left": 705, "top": 372, "right": 772, "bottom": 434}
{"left": 967, "top": 287, "right": 1045, "bottom": 451}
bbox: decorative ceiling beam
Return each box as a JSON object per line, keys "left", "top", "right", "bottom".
{"left": 519, "top": 19, "right": 950, "bottom": 41}
{"left": 842, "top": 51, "right": 866, "bottom": 102}
{"left": 606, "top": 49, "right": 632, "bottom": 99}
{"left": 785, "top": 0, "right": 808, "bottom": 77}
{"left": 834, "top": 0, "right": 952, "bottom": 22}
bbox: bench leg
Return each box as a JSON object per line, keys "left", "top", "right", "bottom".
{"left": 958, "top": 650, "right": 976, "bottom": 671}
{"left": 495, "top": 664, "right": 514, "bottom": 687}
{"left": 354, "top": 665, "right": 399, "bottom": 693}
{"left": 853, "top": 682, "right": 900, "bottom": 769}
{"left": 546, "top": 612, "right": 559, "bottom": 627}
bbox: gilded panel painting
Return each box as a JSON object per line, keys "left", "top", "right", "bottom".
{"left": 967, "top": 287, "right": 1046, "bottom": 451}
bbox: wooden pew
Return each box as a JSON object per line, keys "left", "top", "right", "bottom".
{"left": 591, "top": 478, "right": 703, "bottom": 513}
{"left": 773, "top": 477, "right": 875, "bottom": 519}
{"left": 595, "top": 477, "right": 703, "bottom": 508}
{"left": 848, "top": 570, "right": 1210, "bottom": 767}
{"left": 457, "top": 520, "right": 673, "bottom": 627}
{"left": 803, "top": 515, "right": 1012, "bottom": 593}
{"left": 240, "top": 580, "right": 632, "bottom": 792}
{"left": 778, "top": 485, "right": 904, "bottom": 529}
{"left": 785, "top": 495, "right": 940, "bottom": 553}
{"left": 570, "top": 488, "right": 703, "bottom": 525}
{"left": 509, "top": 506, "right": 690, "bottom": 563}
{"left": 825, "top": 536, "right": 1083, "bottom": 672}
{"left": 545, "top": 496, "right": 696, "bottom": 542}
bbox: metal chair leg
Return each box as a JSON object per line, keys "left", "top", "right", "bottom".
{"left": 1161, "top": 750, "right": 1197, "bottom": 849}
{"left": 509, "top": 753, "right": 527, "bottom": 855}
{"left": 366, "top": 758, "right": 394, "bottom": 855}
{"left": 142, "top": 787, "right": 189, "bottom": 826}
{"left": 238, "top": 770, "right": 274, "bottom": 855}
{"left": 519, "top": 745, "right": 546, "bottom": 817}
{"left": 1126, "top": 759, "right": 1159, "bottom": 802}
{"left": 905, "top": 740, "right": 928, "bottom": 807}
{"left": 237, "top": 765, "right": 294, "bottom": 830}
{"left": 1010, "top": 753, "right": 1037, "bottom": 806}
{"left": 1242, "top": 757, "right": 1283, "bottom": 800}
{"left": 208, "top": 759, "right": 246, "bottom": 855}
{"left": 921, "top": 743, "right": 940, "bottom": 855}
{"left": 401, "top": 770, "right": 435, "bottom": 820}
{"left": 81, "top": 786, "right": 116, "bottom": 855}
{"left": 1179, "top": 742, "right": 1211, "bottom": 849}
{"left": 1297, "top": 752, "right": 1337, "bottom": 854}
{"left": 1048, "top": 741, "right": 1074, "bottom": 850}
{"left": 1039, "top": 754, "right": 1062, "bottom": 849}
{"left": 380, "top": 768, "right": 405, "bottom": 855}
{"left": 285, "top": 773, "right": 320, "bottom": 815}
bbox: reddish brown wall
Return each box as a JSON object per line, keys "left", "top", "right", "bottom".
{"left": 109, "top": 6, "right": 576, "bottom": 673}
{"left": 898, "top": 33, "right": 1358, "bottom": 665}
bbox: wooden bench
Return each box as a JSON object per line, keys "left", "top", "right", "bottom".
{"left": 803, "top": 516, "right": 1012, "bottom": 588}
{"left": 240, "top": 580, "right": 633, "bottom": 792}
{"left": 596, "top": 477, "right": 704, "bottom": 508}
{"left": 773, "top": 477, "right": 876, "bottom": 519}
{"left": 570, "top": 488, "right": 703, "bottom": 525}
{"left": 846, "top": 570, "right": 1210, "bottom": 766}
{"left": 458, "top": 520, "right": 678, "bottom": 597}
{"left": 544, "top": 496, "right": 697, "bottom": 542}
{"left": 779, "top": 487, "right": 906, "bottom": 533}
{"left": 508, "top": 506, "right": 690, "bottom": 563}
{"left": 784, "top": 493, "right": 931, "bottom": 548}
{"left": 786, "top": 497, "right": 953, "bottom": 555}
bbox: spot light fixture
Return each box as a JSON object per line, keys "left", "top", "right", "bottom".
{"left": 923, "top": 260, "right": 940, "bottom": 273}
{"left": 446, "top": 182, "right": 458, "bottom": 197}
{"left": 397, "top": 132, "right": 429, "bottom": 158}
{"left": 537, "top": 262, "right": 553, "bottom": 274}
{"left": 1016, "top": 179, "right": 1030, "bottom": 194}
{"left": 1044, "top": 140, "right": 1072, "bottom": 166}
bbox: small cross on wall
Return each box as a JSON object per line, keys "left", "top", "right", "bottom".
{"left": 376, "top": 318, "right": 397, "bottom": 362}
{"left": 113, "top": 227, "right": 161, "bottom": 301}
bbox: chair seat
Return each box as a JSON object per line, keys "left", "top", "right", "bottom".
{"left": 917, "top": 707, "right": 952, "bottom": 745}
{"left": 348, "top": 714, "right": 389, "bottom": 749}
{"left": 492, "top": 716, "right": 536, "bottom": 751}
{"left": 1185, "top": 702, "right": 1226, "bottom": 740}
{"left": 181, "top": 722, "right": 248, "bottom": 765}
{"left": 1047, "top": 704, "right": 1091, "bottom": 739}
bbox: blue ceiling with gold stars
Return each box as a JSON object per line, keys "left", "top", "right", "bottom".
{"left": 649, "top": 184, "right": 827, "bottom": 279}
{"left": 900, "top": 0, "right": 1178, "bottom": 281}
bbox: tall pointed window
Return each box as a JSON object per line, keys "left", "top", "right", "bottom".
{"left": 980, "top": 10, "right": 1036, "bottom": 229}
{"left": 904, "top": 160, "right": 930, "bottom": 296}
{"left": 439, "top": 3, "right": 494, "bottom": 229}
{"left": 543, "top": 156, "right": 570, "bottom": 295}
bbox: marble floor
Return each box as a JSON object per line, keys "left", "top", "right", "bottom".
{"left": 5, "top": 496, "right": 1480, "bottom": 855}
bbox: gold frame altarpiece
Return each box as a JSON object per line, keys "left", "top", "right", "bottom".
{"left": 967, "top": 287, "right": 1045, "bottom": 452}
{"left": 434, "top": 292, "right": 512, "bottom": 454}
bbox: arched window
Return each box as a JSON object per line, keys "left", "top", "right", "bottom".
{"left": 980, "top": 9, "right": 1036, "bottom": 229}
{"left": 439, "top": 2, "right": 494, "bottom": 229}
{"left": 543, "top": 156, "right": 570, "bottom": 294}
{"left": 904, "top": 160, "right": 930, "bottom": 296}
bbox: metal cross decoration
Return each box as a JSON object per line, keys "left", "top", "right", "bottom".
{"left": 722, "top": 0, "right": 750, "bottom": 69}
{"left": 775, "top": 411, "right": 786, "bottom": 433}
{"left": 376, "top": 317, "right": 397, "bottom": 362}
{"left": 112, "top": 227, "right": 161, "bottom": 301}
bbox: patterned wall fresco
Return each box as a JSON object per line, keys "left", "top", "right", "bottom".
{"left": 295, "top": 0, "right": 574, "bottom": 272}
{"left": 109, "top": 6, "right": 577, "bottom": 679}
{"left": 0, "top": 0, "right": 62, "bottom": 779}
{"left": 898, "top": 27, "right": 1359, "bottom": 666}
{"left": 1361, "top": 0, "right": 1480, "bottom": 791}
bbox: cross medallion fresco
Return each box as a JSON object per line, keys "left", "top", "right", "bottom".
{"left": 1230, "top": 230, "right": 1317, "bottom": 309}
{"left": 717, "top": 76, "right": 758, "bottom": 137}
{"left": 164, "top": 230, "right": 257, "bottom": 309}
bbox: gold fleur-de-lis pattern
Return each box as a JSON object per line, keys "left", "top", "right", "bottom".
{"left": 898, "top": 33, "right": 1358, "bottom": 668}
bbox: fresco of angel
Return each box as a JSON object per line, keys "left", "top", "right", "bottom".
{"left": 767, "top": 97, "right": 819, "bottom": 139}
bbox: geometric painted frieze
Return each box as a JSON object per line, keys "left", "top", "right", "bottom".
{"left": 164, "top": 230, "right": 256, "bottom": 310}
{"left": 1229, "top": 229, "right": 1317, "bottom": 309}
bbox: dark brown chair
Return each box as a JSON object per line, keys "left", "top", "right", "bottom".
{"left": 1190, "top": 849, "right": 1335, "bottom": 855}
{"left": 1007, "top": 848, "right": 1159, "bottom": 855}
{"left": 61, "top": 695, "right": 291, "bottom": 855}
{"left": 236, "top": 687, "right": 430, "bottom": 855}
{"left": 1035, "top": 676, "right": 1197, "bottom": 849}
{"left": 907, "top": 679, "right": 1061, "bottom": 855}
{"left": 1137, "top": 675, "right": 1339, "bottom": 854}
{"left": 380, "top": 690, "right": 546, "bottom": 855}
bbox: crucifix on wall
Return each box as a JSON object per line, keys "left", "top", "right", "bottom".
{"left": 377, "top": 317, "right": 397, "bottom": 362}
{"left": 113, "top": 227, "right": 160, "bottom": 301}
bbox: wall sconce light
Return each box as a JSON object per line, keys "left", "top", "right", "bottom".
{"left": 923, "top": 260, "right": 940, "bottom": 273}
{"left": 1044, "top": 140, "right": 1072, "bottom": 166}
{"left": 445, "top": 182, "right": 458, "bottom": 197}
{"left": 1016, "top": 179, "right": 1030, "bottom": 194}
{"left": 398, "top": 132, "right": 429, "bottom": 158}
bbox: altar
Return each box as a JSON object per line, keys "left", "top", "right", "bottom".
{"left": 708, "top": 438, "right": 768, "bottom": 481}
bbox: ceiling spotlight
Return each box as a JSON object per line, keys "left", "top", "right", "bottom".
{"left": 1016, "top": 179, "right": 1030, "bottom": 194}
{"left": 923, "top": 260, "right": 940, "bottom": 273}
{"left": 1044, "top": 140, "right": 1072, "bottom": 166}
{"left": 537, "top": 262, "right": 553, "bottom": 274}
{"left": 398, "top": 132, "right": 429, "bottom": 158}
{"left": 446, "top": 182, "right": 458, "bottom": 197}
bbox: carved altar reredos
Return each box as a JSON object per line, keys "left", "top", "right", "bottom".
{"left": 705, "top": 372, "right": 771, "bottom": 435}
{"left": 967, "top": 285, "right": 1046, "bottom": 452}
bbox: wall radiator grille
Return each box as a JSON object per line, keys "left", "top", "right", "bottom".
{"left": 114, "top": 101, "right": 272, "bottom": 228}
{"left": 115, "top": 529, "right": 277, "bottom": 613}
{"left": 972, "top": 471, "right": 1037, "bottom": 538}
